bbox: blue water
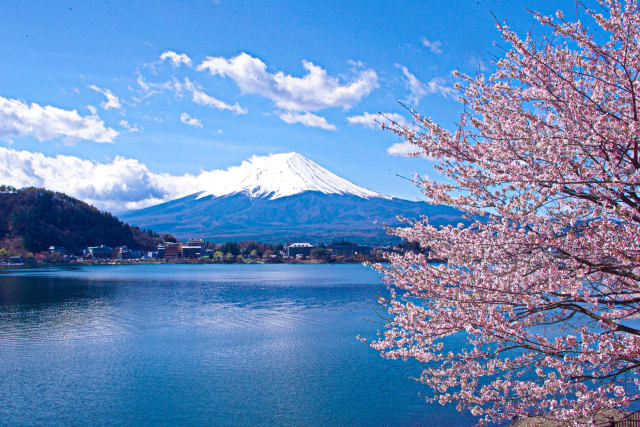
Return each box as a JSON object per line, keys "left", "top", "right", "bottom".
{"left": 0, "top": 264, "right": 477, "bottom": 426}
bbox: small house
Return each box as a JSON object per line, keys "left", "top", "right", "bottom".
{"left": 88, "top": 245, "right": 113, "bottom": 259}
{"left": 286, "top": 242, "right": 313, "bottom": 258}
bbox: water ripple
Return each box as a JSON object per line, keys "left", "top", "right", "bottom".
{"left": 0, "top": 264, "right": 476, "bottom": 426}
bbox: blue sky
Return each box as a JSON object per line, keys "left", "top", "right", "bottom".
{"left": 0, "top": 0, "right": 584, "bottom": 210}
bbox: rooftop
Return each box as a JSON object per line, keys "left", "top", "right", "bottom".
{"left": 288, "top": 242, "right": 313, "bottom": 248}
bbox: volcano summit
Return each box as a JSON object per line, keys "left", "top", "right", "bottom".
{"left": 120, "top": 152, "right": 463, "bottom": 243}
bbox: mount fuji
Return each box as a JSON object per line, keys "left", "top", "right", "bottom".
{"left": 120, "top": 152, "right": 464, "bottom": 243}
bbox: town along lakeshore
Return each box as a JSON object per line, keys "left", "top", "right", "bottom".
{"left": 1, "top": 238, "right": 434, "bottom": 266}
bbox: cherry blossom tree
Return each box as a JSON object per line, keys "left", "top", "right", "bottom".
{"left": 368, "top": 1, "right": 640, "bottom": 424}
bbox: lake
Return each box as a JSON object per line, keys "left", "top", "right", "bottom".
{"left": 0, "top": 264, "right": 477, "bottom": 426}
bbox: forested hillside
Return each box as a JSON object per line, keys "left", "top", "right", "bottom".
{"left": 0, "top": 186, "right": 161, "bottom": 253}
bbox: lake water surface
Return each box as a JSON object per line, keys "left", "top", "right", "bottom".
{"left": 0, "top": 264, "right": 476, "bottom": 426}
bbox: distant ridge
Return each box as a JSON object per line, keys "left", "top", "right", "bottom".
{"left": 121, "top": 153, "right": 466, "bottom": 244}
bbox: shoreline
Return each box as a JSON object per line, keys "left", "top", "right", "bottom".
{"left": 0, "top": 258, "right": 382, "bottom": 268}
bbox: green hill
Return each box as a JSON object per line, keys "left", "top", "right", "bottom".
{"left": 0, "top": 186, "right": 161, "bottom": 254}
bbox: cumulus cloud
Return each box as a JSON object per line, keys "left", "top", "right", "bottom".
{"left": 180, "top": 112, "right": 203, "bottom": 128}
{"left": 160, "top": 50, "right": 192, "bottom": 67}
{"left": 0, "top": 95, "right": 118, "bottom": 143}
{"left": 177, "top": 78, "right": 247, "bottom": 114}
{"left": 197, "top": 52, "right": 378, "bottom": 112}
{"left": 421, "top": 38, "right": 443, "bottom": 54}
{"left": 396, "top": 64, "right": 456, "bottom": 104}
{"left": 387, "top": 142, "right": 421, "bottom": 156}
{"left": 277, "top": 111, "right": 336, "bottom": 131}
{"left": 88, "top": 85, "right": 122, "bottom": 110}
{"left": 119, "top": 120, "right": 141, "bottom": 133}
{"left": 0, "top": 147, "right": 197, "bottom": 211}
{"left": 347, "top": 112, "right": 408, "bottom": 129}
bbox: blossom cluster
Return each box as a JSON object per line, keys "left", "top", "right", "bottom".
{"left": 369, "top": 1, "right": 640, "bottom": 424}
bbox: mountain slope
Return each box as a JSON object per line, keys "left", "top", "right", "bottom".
{"left": 0, "top": 187, "right": 161, "bottom": 253}
{"left": 121, "top": 191, "right": 464, "bottom": 244}
{"left": 121, "top": 152, "right": 465, "bottom": 244}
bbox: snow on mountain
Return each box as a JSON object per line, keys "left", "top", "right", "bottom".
{"left": 193, "top": 152, "right": 388, "bottom": 200}
{"left": 121, "top": 151, "right": 466, "bottom": 243}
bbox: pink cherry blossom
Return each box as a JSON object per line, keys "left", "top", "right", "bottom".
{"left": 366, "top": 1, "right": 640, "bottom": 424}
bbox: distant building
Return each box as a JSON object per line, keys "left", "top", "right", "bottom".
{"left": 331, "top": 245, "right": 371, "bottom": 258}
{"left": 115, "top": 246, "right": 131, "bottom": 259}
{"left": 48, "top": 245, "right": 67, "bottom": 256}
{"left": 181, "top": 239, "right": 206, "bottom": 258}
{"left": 286, "top": 242, "right": 313, "bottom": 258}
{"left": 130, "top": 250, "right": 144, "bottom": 259}
{"left": 157, "top": 244, "right": 165, "bottom": 259}
{"left": 164, "top": 242, "right": 182, "bottom": 259}
{"left": 88, "top": 244, "right": 113, "bottom": 259}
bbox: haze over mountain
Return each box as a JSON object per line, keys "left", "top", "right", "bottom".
{"left": 121, "top": 152, "right": 464, "bottom": 244}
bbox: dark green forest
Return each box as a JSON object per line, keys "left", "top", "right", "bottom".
{"left": 0, "top": 186, "right": 161, "bottom": 253}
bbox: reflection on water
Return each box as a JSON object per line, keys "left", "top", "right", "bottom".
{"left": 0, "top": 264, "right": 476, "bottom": 426}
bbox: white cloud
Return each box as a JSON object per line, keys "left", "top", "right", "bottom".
{"left": 119, "top": 120, "right": 141, "bottom": 133}
{"left": 348, "top": 112, "right": 423, "bottom": 157}
{"left": 0, "top": 147, "right": 196, "bottom": 211}
{"left": 180, "top": 112, "right": 203, "bottom": 128}
{"left": 277, "top": 111, "right": 336, "bottom": 131}
{"left": 160, "top": 50, "right": 192, "bottom": 67}
{"left": 177, "top": 78, "right": 247, "bottom": 114}
{"left": 197, "top": 52, "right": 378, "bottom": 112}
{"left": 0, "top": 95, "right": 118, "bottom": 143}
{"left": 347, "top": 112, "right": 408, "bottom": 129}
{"left": 421, "top": 38, "right": 443, "bottom": 54}
{"left": 387, "top": 142, "right": 421, "bottom": 156}
{"left": 396, "top": 64, "right": 456, "bottom": 104}
{"left": 136, "top": 74, "right": 175, "bottom": 98}
{"left": 137, "top": 75, "right": 247, "bottom": 115}
{"left": 88, "top": 85, "right": 121, "bottom": 110}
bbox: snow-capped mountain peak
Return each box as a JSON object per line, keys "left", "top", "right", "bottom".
{"left": 194, "top": 152, "right": 388, "bottom": 200}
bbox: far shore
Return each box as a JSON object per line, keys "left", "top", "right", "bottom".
{"left": 0, "top": 257, "right": 385, "bottom": 268}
